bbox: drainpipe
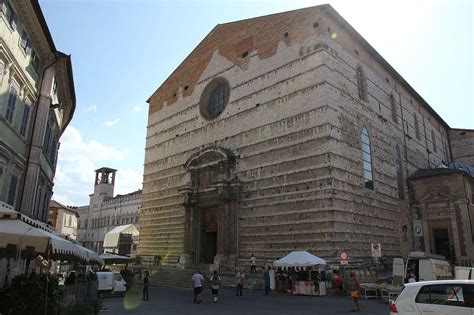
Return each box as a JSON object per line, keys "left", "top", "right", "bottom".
{"left": 18, "top": 53, "right": 59, "bottom": 219}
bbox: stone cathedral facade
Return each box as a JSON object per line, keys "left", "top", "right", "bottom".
{"left": 140, "top": 5, "right": 473, "bottom": 269}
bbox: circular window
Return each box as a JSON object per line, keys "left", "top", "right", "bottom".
{"left": 199, "top": 78, "right": 230, "bottom": 120}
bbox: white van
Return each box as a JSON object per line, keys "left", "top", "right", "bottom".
{"left": 393, "top": 252, "right": 453, "bottom": 284}
{"left": 96, "top": 271, "right": 127, "bottom": 297}
{"left": 455, "top": 266, "right": 474, "bottom": 280}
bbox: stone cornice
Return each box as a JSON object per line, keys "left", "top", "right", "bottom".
{"left": 12, "top": 0, "right": 55, "bottom": 63}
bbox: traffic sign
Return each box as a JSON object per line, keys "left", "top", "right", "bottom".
{"left": 371, "top": 243, "right": 381, "bottom": 258}
{"left": 339, "top": 250, "right": 349, "bottom": 260}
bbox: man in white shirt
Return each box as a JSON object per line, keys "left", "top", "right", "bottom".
{"left": 191, "top": 271, "right": 204, "bottom": 303}
{"left": 250, "top": 254, "right": 257, "bottom": 273}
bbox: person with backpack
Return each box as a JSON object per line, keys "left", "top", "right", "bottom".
{"left": 210, "top": 270, "right": 221, "bottom": 303}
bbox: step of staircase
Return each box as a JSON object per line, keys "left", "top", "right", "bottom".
{"left": 149, "top": 267, "right": 265, "bottom": 290}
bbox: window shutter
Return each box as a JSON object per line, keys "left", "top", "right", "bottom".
{"left": 10, "top": 13, "right": 17, "bottom": 30}
{"left": 7, "top": 175, "right": 18, "bottom": 206}
{"left": 20, "top": 104, "right": 30, "bottom": 136}
{"left": 20, "top": 31, "right": 27, "bottom": 48}
{"left": 26, "top": 41, "right": 32, "bottom": 55}
{"left": 0, "top": 0, "right": 7, "bottom": 14}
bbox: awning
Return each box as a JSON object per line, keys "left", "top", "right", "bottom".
{"left": 84, "top": 247, "right": 104, "bottom": 265}
{"left": 103, "top": 224, "right": 139, "bottom": 248}
{"left": 99, "top": 253, "right": 134, "bottom": 264}
{"left": 0, "top": 219, "right": 49, "bottom": 253}
{"left": 0, "top": 206, "right": 102, "bottom": 264}
{"left": 273, "top": 251, "right": 327, "bottom": 267}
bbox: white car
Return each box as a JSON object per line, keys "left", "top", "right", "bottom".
{"left": 390, "top": 280, "right": 474, "bottom": 315}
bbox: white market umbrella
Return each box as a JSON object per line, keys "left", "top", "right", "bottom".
{"left": 0, "top": 219, "right": 49, "bottom": 253}
{"left": 273, "top": 251, "right": 327, "bottom": 267}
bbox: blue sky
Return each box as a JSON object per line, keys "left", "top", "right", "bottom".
{"left": 41, "top": 0, "right": 473, "bottom": 206}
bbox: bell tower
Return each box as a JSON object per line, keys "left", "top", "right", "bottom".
{"left": 90, "top": 167, "right": 117, "bottom": 206}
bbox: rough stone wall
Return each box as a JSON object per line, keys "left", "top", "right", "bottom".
{"left": 449, "top": 129, "right": 474, "bottom": 166}
{"left": 141, "top": 5, "right": 451, "bottom": 265}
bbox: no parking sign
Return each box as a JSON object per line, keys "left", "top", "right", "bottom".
{"left": 371, "top": 243, "right": 381, "bottom": 258}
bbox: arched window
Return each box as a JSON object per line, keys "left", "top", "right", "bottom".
{"left": 356, "top": 65, "right": 368, "bottom": 101}
{"left": 390, "top": 93, "right": 398, "bottom": 124}
{"left": 361, "top": 127, "right": 374, "bottom": 189}
{"left": 431, "top": 129, "right": 437, "bottom": 152}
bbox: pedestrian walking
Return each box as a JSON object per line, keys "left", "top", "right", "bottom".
{"left": 191, "top": 270, "right": 204, "bottom": 304}
{"left": 263, "top": 266, "right": 271, "bottom": 295}
{"left": 269, "top": 266, "right": 276, "bottom": 293}
{"left": 349, "top": 272, "right": 360, "bottom": 312}
{"left": 143, "top": 271, "right": 149, "bottom": 301}
{"left": 210, "top": 270, "right": 221, "bottom": 303}
{"left": 250, "top": 254, "right": 257, "bottom": 273}
{"left": 235, "top": 270, "right": 245, "bottom": 296}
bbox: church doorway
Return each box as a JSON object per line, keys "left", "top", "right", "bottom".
{"left": 201, "top": 207, "right": 218, "bottom": 263}
{"left": 433, "top": 228, "right": 451, "bottom": 260}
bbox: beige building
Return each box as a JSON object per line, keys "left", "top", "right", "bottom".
{"left": 47, "top": 200, "right": 78, "bottom": 239}
{"left": 76, "top": 167, "right": 142, "bottom": 253}
{"left": 0, "top": 0, "right": 75, "bottom": 223}
{"left": 140, "top": 5, "right": 472, "bottom": 269}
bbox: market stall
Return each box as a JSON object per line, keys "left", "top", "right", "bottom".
{"left": 273, "top": 251, "right": 327, "bottom": 296}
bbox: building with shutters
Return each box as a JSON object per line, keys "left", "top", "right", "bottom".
{"left": 0, "top": 0, "right": 75, "bottom": 223}
{"left": 140, "top": 4, "right": 473, "bottom": 269}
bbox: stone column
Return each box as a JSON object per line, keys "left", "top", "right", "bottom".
{"left": 217, "top": 203, "right": 227, "bottom": 255}
{"left": 450, "top": 213, "right": 462, "bottom": 263}
{"left": 183, "top": 203, "right": 192, "bottom": 254}
{"left": 456, "top": 200, "right": 474, "bottom": 260}
{"left": 422, "top": 220, "right": 430, "bottom": 254}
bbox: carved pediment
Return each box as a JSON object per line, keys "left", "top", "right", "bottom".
{"left": 185, "top": 146, "right": 235, "bottom": 170}
{"left": 418, "top": 188, "right": 451, "bottom": 203}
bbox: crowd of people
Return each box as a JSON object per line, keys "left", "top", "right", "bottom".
{"left": 137, "top": 254, "right": 363, "bottom": 312}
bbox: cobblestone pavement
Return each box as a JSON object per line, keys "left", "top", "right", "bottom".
{"left": 101, "top": 287, "right": 389, "bottom": 314}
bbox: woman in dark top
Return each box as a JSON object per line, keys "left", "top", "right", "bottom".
{"left": 143, "top": 271, "right": 149, "bottom": 301}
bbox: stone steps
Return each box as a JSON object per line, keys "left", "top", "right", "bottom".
{"left": 149, "top": 266, "right": 265, "bottom": 290}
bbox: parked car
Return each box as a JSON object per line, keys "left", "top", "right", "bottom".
{"left": 390, "top": 280, "right": 474, "bottom": 314}
{"left": 96, "top": 271, "right": 127, "bottom": 297}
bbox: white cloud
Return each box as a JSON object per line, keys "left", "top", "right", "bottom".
{"left": 54, "top": 126, "right": 127, "bottom": 205}
{"left": 133, "top": 105, "right": 143, "bottom": 112}
{"left": 114, "top": 168, "right": 143, "bottom": 195}
{"left": 105, "top": 118, "right": 120, "bottom": 127}
{"left": 86, "top": 104, "right": 97, "bottom": 113}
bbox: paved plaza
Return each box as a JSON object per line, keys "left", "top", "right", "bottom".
{"left": 101, "top": 287, "right": 389, "bottom": 314}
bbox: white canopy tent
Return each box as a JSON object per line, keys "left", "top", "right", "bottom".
{"left": 103, "top": 224, "right": 139, "bottom": 249}
{"left": 99, "top": 253, "right": 134, "bottom": 264}
{"left": 273, "top": 251, "right": 327, "bottom": 267}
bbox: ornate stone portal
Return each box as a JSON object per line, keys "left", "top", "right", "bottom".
{"left": 178, "top": 147, "right": 241, "bottom": 270}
